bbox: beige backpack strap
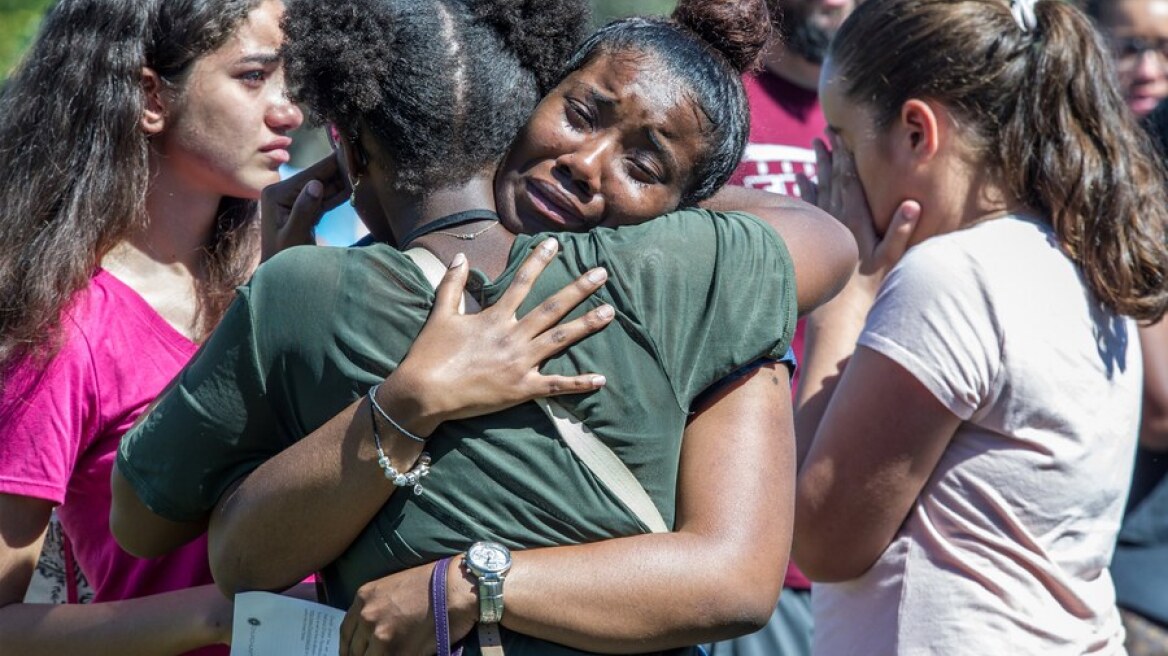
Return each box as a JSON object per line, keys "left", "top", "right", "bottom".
{"left": 405, "top": 247, "right": 475, "bottom": 312}
{"left": 404, "top": 247, "right": 668, "bottom": 534}
{"left": 533, "top": 398, "right": 668, "bottom": 533}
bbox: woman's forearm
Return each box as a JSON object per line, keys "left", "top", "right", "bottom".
{"left": 3, "top": 496, "right": 226, "bottom": 653}
{"left": 1139, "top": 319, "right": 1168, "bottom": 450}
{"left": 0, "top": 586, "right": 231, "bottom": 656}
{"left": 209, "top": 375, "right": 426, "bottom": 595}
{"left": 450, "top": 364, "right": 794, "bottom": 652}
{"left": 498, "top": 533, "right": 784, "bottom": 652}
{"left": 793, "top": 293, "right": 870, "bottom": 467}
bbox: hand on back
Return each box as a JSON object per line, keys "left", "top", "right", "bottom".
{"left": 389, "top": 237, "right": 614, "bottom": 436}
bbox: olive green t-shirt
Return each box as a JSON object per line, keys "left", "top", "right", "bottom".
{"left": 118, "top": 208, "right": 796, "bottom": 654}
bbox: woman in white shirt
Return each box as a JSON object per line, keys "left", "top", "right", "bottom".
{"left": 793, "top": 0, "right": 1168, "bottom": 654}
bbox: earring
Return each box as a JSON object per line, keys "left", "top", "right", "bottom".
{"left": 349, "top": 176, "right": 362, "bottom": 208}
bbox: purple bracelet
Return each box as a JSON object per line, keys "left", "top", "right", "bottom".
{"left": 430, "top": 556, "right": 464, "bottom": 656}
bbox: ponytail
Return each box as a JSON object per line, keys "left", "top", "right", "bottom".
{"left": 831, "top": 0, "right": 1168, "bottom": 322}
{"left": 1003, "top": 1, "right": 1166, "bottom": 322}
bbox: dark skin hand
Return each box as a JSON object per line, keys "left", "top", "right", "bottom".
{"left": 208, "top": 239, "right": 616, "bottom": 594}
{"left": 259, "top": 154, "right": 350, "bottom": 261}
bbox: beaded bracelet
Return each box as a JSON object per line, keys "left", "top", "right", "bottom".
{"left": 369, "top": 396, "right": 432, "bottom": 495}
{"left": 368, "top": 383, "right": 427, "bottom": 444}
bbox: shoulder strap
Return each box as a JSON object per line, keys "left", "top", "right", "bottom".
{"left": 403, "top": 248, "right": 668, "bottom": 534}
{"left": 405, "top": 247, "right": 468, "bottom": 312}
{"left": 532, "top": 398, "right": 668, "bottom": 533}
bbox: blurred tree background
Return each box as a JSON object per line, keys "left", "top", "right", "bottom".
{"left": 592, "top": 0, "right": 676, "bottom": 23}
{"left": 0, "top": 0, "right": 677, "bottom": 83}
{"left": 0, "top": 0, "right": 52, "bottom": 81}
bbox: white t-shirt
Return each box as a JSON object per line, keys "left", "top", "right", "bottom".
{"left": 813, "top": 216, "right": 1142, "bottom": 655}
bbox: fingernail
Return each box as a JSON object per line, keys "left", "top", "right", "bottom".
{"left": 587, "top": 268, "right": 607, "bottom": 284}
{"left": 591, "top": 375, "right": 607, "bottom": 387}
{"left": 305, "top": 180, "right": 323, "bottom": 198}
{"left": 540, "top": 237, "right": 558, "bottom": 256}
{"left": 450, "top": 253, "right": 466, "bottom": 268}
{"left": 596, "top": 304, "right": 614, "bottom": 319}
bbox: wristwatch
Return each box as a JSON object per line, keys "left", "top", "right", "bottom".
{"left": 464, "top": 541, "right": 512, "bottom": 624}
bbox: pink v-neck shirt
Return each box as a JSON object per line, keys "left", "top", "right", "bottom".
{"left": 0, "top": 270, "right": 214, "bottom": 605}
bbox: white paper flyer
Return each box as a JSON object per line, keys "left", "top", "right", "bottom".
{"left": 230, "top": 591, "right": 346, "bottom": 656}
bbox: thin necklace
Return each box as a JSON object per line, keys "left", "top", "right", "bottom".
{"left": 430, "top": 221, "right": 498, "bottom": 241}
{"left": 400, "top": 209, "right": 500, "bottom": 248}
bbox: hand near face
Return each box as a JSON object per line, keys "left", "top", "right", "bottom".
{"left": 798, "top": 133, "right": 920, "bottom": 304}
{"left": 339, "top": 559, "right": 476, "bottom": 656}
{"left": 259, "top": 153, "right": 350, "bottom": 262}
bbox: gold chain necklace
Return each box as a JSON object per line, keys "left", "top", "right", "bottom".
{"left": 429, "top": 221, "right": 499, "bottom": 241}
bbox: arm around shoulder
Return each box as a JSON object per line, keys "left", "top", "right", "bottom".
{"left": 490, "top": 363, "right": 793, "bottom": 649}
{"left": 340, "top": 364, "right": 795, "bottom": 654}
{"left": 702, "top": 187, "right": 857, "bottom": 314}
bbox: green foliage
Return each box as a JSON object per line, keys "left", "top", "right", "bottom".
{"left": 591, "top": 0, "right": 676, "bottom": 26}
{"left": 0, "top": 1, "right": 52, "bottom": 82}
{"left": 0, "top": 0, "right": 52, "bottom": 9}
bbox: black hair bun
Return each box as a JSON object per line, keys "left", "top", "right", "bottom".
{"left": 673, "top": 0, "right": 772, "bottom": 73}
{"left": 471, "top": 0, "right": 591, "bottom": 94}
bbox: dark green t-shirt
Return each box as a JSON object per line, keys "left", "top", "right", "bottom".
{"left": 118, "top": 208, "right": 796, "bottom": 654}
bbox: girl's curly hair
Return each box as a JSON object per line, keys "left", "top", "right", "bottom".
{"left": 282, "top": 0, "right": 589, "bottom": 195}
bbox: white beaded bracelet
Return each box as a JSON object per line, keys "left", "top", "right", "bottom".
{"left": 368, "top": 394, "right": 431, "bottom": 495}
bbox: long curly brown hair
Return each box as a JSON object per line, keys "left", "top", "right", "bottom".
{"left": 0, "top": 0, "right": 263, "bottom": 375}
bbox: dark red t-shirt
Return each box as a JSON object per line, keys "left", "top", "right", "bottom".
{"left": 730, "top": 69, "right": 827, "bottom": 591}
{"left": 729, "top": 70, "right": 826, "bottom": 198}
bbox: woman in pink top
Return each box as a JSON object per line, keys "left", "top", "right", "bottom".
{"left": 0, "top": 0, "right": 302, "bottom": 653}
{"left": 792, "top": 0, "right": 1168, "bottom": 654}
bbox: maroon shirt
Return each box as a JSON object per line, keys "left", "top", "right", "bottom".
{"left": 730, "top": 69, "right": 827, "bottom": 591}
{"left": 729, "top": 70, "right": 826, "bottom": 197}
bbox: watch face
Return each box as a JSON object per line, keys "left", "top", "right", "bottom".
{"left": 468, "top": 541, "right": 511, "bottom": 574}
